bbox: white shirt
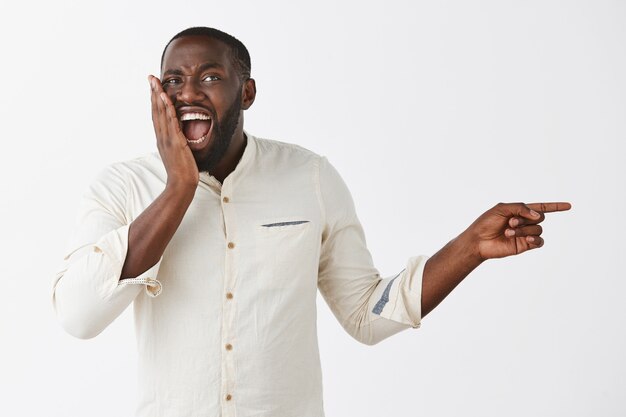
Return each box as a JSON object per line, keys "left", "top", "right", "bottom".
{"left": 52, "top": 133, "right": 427, "bottom": 417}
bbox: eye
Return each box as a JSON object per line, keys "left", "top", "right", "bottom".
{"left": 162, "top": 78, "right": 180, "bottom": 86}
{"left": 202, "top": 75, "right": 220, "bottom": 82}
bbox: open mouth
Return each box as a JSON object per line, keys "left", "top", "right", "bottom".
{"left": 180, "top": 112, "right": 212, "bottom": 144}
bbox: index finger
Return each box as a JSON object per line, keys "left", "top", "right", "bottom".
{"left": 526, "top": 202, "right": 572, "bottom": 213}
{"left": 148, "top": 75, "right": 163, "bottom": 135}
{"left": 148, "top": 74, "right": 164, "bottom": 92}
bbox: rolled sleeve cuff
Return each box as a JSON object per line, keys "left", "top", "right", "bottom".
{"left": 91, "top": 224, "right": 163, "bottom": 299}
{"left": 369, "top": 255, "right": 428, "bottom": 329}
{"left": 119, "top": 273, "right": 162, "bottom": 298}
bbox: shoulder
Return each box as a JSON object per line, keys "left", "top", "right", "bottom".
{"left": 89, "top": 152, "right": 164, "bottom": 195}
{"left": 96, "top": 152, "right": 164, "bottom": 183}
{"left": 253, "top": 136, "right": 323, "bottom": 165}
{"left": 250, "top": 135, "right": 349, "bottom": 187}
{"left": 108, "top": 152, "right": 163, "bottom": 178}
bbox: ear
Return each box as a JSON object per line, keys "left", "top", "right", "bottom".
{"left": 241, "top": 78, "right": 256, "bottom": 110}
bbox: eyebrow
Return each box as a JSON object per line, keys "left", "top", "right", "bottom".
{"left": 163, "top": 62, "right": 225, "bottom": 77}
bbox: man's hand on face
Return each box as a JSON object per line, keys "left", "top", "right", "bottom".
{"left": 149, "top": 75, "right": 199, "bottom": 190}
{"left": 466, "top": 202, "right": 572, "bottom": 261}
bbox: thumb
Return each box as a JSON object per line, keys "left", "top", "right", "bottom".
{"left": 516, "top": 204, "right": 543, "bottom": 221}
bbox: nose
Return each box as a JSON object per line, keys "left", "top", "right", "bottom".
{"left": 177, "top": 79, "right": 204, "bottom": 103}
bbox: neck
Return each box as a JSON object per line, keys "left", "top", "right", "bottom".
{"left": 211, "top": 129, "right": 247, "bottom": 183}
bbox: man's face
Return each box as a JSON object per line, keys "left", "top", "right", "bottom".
{"left": 161, "top": 36, "right": 244, "bottom": 173}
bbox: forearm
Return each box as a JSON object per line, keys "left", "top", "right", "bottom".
{"left": 421, "top": 230, "right": 483, "bottom": 318}
{"left": 120, "top": 183, "right": 196, "bottom": 279}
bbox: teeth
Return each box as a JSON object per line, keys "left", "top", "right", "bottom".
{"left": 180, "top": 112, "right": 211, "bottom": 121}
{"left": 187, "top": 134, "right": 208, "bottom": 144}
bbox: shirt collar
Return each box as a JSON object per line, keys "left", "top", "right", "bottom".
{"left": 198, "top": 130, "right": 257, "bottom": 188}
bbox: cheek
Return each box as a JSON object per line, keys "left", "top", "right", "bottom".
{"left": 208, "top": 84, "right": 240, "bottom": 108}
{"left": 205, "top": 89, "right": 227, "bottom": 106}
{"left": 166, "top": 90, "right": 178, "bottom": 103}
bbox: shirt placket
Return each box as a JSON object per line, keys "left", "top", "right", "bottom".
{"left": 220, "top": 182, "right": 237, "bottom": 417}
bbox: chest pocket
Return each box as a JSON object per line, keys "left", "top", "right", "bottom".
{"left": 253, "top": 217, "right": 319, "bottom": 290}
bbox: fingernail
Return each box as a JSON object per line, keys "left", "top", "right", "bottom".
{"left": 530, "top": 210, "right": 540, "bottom": 217}
{"left": 511, "top": 218, "right": 519, "bottom": 227}
{"left": 505, "top": 229, "right": 515, "bottom": 237}
{"left": 527, "top": 236, "right": 535, "bottom": 243}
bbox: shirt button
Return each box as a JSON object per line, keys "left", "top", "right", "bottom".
{"left": 223, "top": 196, "right": 230, "bottom": 203}
{"left": 226, "top": 292, "right": 234, "bottom": 300}
{"left": 225, "top": 343, "right": 233, "bottom": 351}
{"left": 227, "top": 242, "right": 235, "bottom": 249}
{"left": 226, "top": 394, "right": 232, "bottom": 401}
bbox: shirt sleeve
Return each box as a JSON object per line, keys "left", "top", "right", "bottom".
{"left": 316, "top": 156, "right": 428, "bottom": 345}
{"left": 51, "top": 163, "right": 162, "bottom": 340}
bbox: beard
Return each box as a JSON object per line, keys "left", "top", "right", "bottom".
{"left": 194, "top": 92, "right": 242, "bottom": 173}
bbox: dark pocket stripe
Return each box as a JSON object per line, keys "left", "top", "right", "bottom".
{"left": 261, "top": 220, "right": 310, "bottom": 227}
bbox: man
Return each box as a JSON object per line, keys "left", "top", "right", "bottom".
{"left": 52, "top": 27, "right": 571, "bottom": 417}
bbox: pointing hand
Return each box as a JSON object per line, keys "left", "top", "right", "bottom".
{"left": 467, "top": 202, "right": 572, "bottom": 260}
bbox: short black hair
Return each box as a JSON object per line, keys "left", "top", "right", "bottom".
{"left": 160, "top": 27, "right": 251, "bottom": 80}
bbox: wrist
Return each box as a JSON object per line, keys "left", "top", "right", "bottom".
{"left": 164, "top": 180, "right": 197, "bottom": 201}
{"left": 453, "top": 228, "right": 485, "bottom": 269}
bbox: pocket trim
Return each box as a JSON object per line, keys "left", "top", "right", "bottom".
{"left": 261, "top": 220, "right": 310, "bottom": 228}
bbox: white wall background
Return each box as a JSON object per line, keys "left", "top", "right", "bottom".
{"left": 1, "top": 0, "right": 624, "bottom": 416}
